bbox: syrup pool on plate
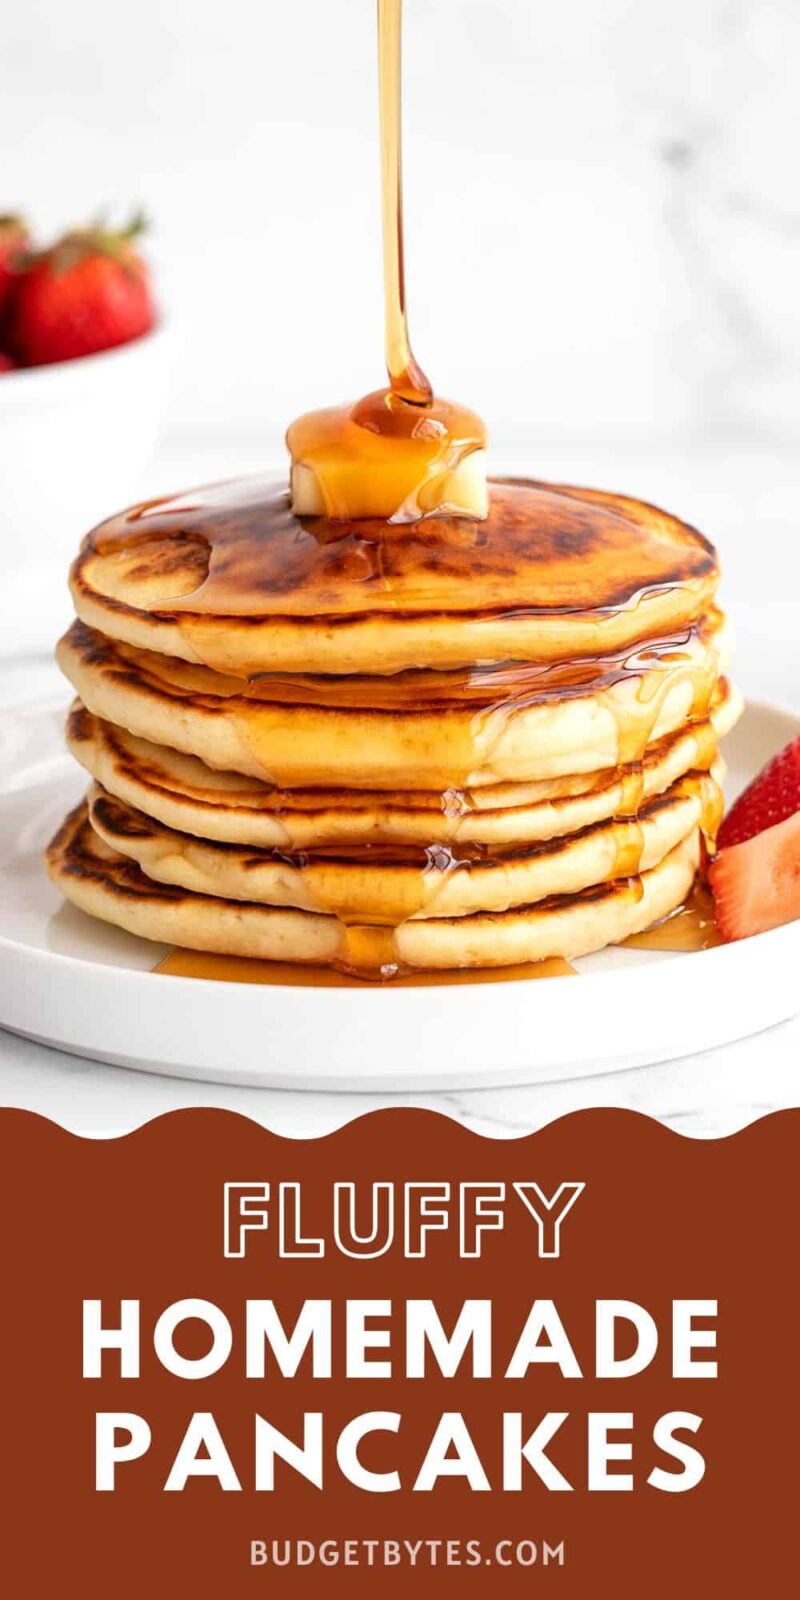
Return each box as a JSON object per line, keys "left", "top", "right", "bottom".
{"left": 154, "top": 951, "right": 578, "bottom": 986}
{"left": 622, "top": 883, "right": 722, "bottom": 952}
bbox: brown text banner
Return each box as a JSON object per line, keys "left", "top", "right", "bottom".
{"left": 0, "top": 1107, "right": 795, "bottom": 1593}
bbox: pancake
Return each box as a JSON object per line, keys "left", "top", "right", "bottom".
{"left": 47, "top": 802, "right": 702, "bottom": 972}
{"left": 67, "top": 682, "right": 741, "bottom": 849}
{"left": 57, "top": 611, "right": 729, "bottom": 791}
{"left": 87, "top": 770, "right": 719, "bottom": 921}
{"left": 69, "top": 477, "right": 720, "bottom": 676}
{"left": 52, "top": 468, "right": 735, "bottom": 977}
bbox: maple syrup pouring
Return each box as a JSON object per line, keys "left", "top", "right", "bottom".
{"left": 378, "top": 0, "right": 432, "bottom": 406}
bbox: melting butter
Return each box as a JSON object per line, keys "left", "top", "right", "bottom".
{"left": 287, "top": 390, "right": 488, "bottom": 523}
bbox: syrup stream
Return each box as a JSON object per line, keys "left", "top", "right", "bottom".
{"left": 378, "top": 0, "right": 432, "bottom": 405}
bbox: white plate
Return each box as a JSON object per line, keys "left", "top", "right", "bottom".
{"left": 0, "top": 697, "right": 798, "bottom": 1090}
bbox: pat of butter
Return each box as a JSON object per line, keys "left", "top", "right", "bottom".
{"left": 286, "top": 389, "right": 489, "bottom": 523}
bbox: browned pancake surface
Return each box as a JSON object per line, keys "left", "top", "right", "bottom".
{"left": 72, "top": 476, "right": 718, "bottom": 622}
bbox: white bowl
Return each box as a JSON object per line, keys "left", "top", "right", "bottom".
{"left": 0, "top": 323, "right": 176, "bottom": 655}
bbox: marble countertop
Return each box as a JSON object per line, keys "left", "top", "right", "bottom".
{"left": 2, "top": 440, "right": 798, "bottom": 1139}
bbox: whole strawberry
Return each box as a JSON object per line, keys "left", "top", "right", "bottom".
{"left": 0, "top": 215, "right": 30, "bottom": 318}
{"left": 12, "top": 213, "right": 155, "bottom": 366}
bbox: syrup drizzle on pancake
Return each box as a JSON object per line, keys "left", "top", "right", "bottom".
{"left": 87, "top": 771, "right": 724, "bottom": 960}
{"left": 79, "top": 477, "right": 717, "bottom": 630}
{"left": 48, "top": 804, "right": 700, "bottom": 981}
{"left": 622, "top": 882, "right": 722, "bottom": 952}
{"left": 58, "top": 612, "right": 726, "bottom": 793}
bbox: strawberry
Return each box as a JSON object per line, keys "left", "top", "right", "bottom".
{"left": 710, "top": 735, "right": 800, "bottom": 940}
{"left": 0, "top": 215, "right": 30, "bottom": 318}
{"left": 0, "top": 351, "right": 17, "bottom": 373}
{"left": 717, "top": 735, "right": 800, "bottom": 849}
{"left": 11, "top": 212, "right": 155, "bottom": 366}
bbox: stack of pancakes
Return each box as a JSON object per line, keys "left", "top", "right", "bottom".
{"left": 47, "top": 476, "right": 741, "bottom": 977}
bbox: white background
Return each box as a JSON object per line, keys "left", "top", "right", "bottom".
{"left": 2, "top": 0, "right": 799, "bottom": 1133}
{"left": 5, "top": 0, "right": 800, "bottom": 450}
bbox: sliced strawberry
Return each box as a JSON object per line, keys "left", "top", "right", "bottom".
{"left": 710, "top": 733, "right": 800, "bottom": 940}
{"left": 709, "top": 812, "right": 800, "bottom": 940}
{"left": 718, "top": 734, "right": 800, "bottom": 849}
